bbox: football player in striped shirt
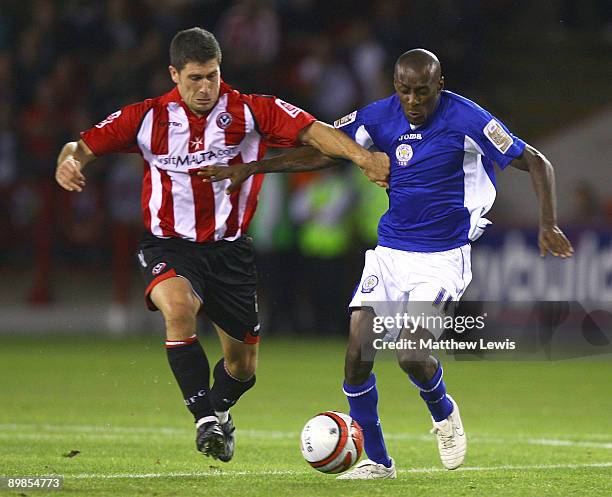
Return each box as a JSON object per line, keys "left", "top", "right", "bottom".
{"left": 55, "top": 27, "right": 389, "bottom": 463}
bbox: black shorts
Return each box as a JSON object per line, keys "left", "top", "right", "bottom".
{"left": 137, "top": 232, "right": 260, "bottom": 344}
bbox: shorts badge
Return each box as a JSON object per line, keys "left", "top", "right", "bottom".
{"left": 395, "top": 144, "right": 413, "bottom": 166}
{"left": 361, "top": 275, "right": 379, "bottom": 293}
{"left": 152, "top": 262, "right": 167, "bottom": 275}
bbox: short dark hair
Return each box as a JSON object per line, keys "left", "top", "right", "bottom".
{"left": 169, "top": 27, "right": 222, "bottom": 71}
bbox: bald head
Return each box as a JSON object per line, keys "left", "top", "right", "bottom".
{"left": 394, "top": 49, "right": 441, "bottom": 82}
{"left": 393, "top": 49, "right": 444, "bottom": 125}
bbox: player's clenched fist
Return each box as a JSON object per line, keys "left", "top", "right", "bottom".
{"left": 198, "top": 163, "right": 252, "bottom": 194}
{"left": 359, "top": 151, "right": 390, "bottom": 188}
{"left": 55, "top": 158, "right": 86, "bottom": 192}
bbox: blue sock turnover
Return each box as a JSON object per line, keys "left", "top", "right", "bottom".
{"left": 409, "top": 361, "right": 454, "bottom": 422}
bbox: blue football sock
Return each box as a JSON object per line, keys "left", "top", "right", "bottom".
{"left": 343, "top": 373, "right": 392, "bottom": 467}
{"left": 409, "top": 361, "right": 454, "bottom": 422}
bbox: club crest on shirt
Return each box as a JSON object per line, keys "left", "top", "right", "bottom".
{"left": 484, "top": 118, "right": 513, "bottom": 153}
{"left": 361, "top": 275, "right": 379, "bottom": 293}
{"left": 334, "top": 111, "right": 357, "bottom": 128}
{"left": 395, "top": 144, "right": 413, "bottom": 166}
{"left": 216, "top": 112, "right": 233, "bottom": 129}
{"left": 152, "top": 262, "right": 167, "bottom": 275}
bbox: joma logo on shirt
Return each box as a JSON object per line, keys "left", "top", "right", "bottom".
{"left": 158, "top": 148, "right": 238, "bottom": 167}
{"left": 398, "top": 133, "right": 422, "bottom": 141}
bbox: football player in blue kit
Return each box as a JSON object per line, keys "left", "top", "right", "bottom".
{"left": 198, "top": 49, "right": 573, "bottom": 479}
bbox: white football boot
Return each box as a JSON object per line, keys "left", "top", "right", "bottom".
{"left": 336, "top": 458, "right": 397, "bottom": 480}
{"left": 431, "top": 394, "right": 466, "bottom": 469}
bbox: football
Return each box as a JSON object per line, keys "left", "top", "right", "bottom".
{"left": 300, "top": 411, "right": 364, "bottom": 473}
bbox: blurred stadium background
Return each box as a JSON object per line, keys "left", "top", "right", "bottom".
{"left": 1, "top": 3, "right": 611, "bottom": 495}
{"left": 1, "top": 0, "right": 611, "bottom": 335}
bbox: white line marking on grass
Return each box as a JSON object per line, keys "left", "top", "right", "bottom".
{"left": 0, "top": 433, "right": 166, "bottom": 441}
{"left": 401, "top": 462, "right": 612, "bottom": 474}
{"left": 67, "top": 462, "right": 612, "bottom": 479}
{"left": 1, "top": 423, "right": 612, "bottom": 449}
{"left": 523, "top": 438, "right": 612, "bottom": 449}
{"left": 70, "top": 470, "right": 303, "bottom": 479}
{"left": 383, "top": 433, "right": 612, "bottom": 449}
{"left": 0, "top": 423, "right": 188, "bottom": 435}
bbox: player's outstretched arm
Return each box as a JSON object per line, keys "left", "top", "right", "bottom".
{"left": 198, "top": 120, "right": 391, "bottom": 194}
{"left": 510, "top": 144, "right": 574, "bottom": 258}
{"left": 198, "top": 146, "right": 341, "bottom": 194}
{"left": 55, "top": 139, "right": 96, "bottom": 192}
{"left": 300, "top": 121, "right": 389, "bottom": 187}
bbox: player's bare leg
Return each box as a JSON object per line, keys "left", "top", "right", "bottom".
{"left": 215, "top": 325, "right": 258, "bottom": 381}
{"left": 208, "top": 325, "right": 258, "bottom": 462}
{"left": 396, "top": 326, "right": 466, "bottom": 469}
{"left": 395, "top": 326, "right": 438, "bottom": 383}
{"left": 344, "top": 308, "right": 376, "bottom": 386}
{"left": 150, "top": 278, "right": 221, "bottom": 458}
{"left": 338, "top": 308, "right": 396, "bottom": 480}
{"left": 151, "top": 277, "right": 201, "bottom": 341}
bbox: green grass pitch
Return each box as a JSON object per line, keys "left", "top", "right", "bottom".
{"left": 0, "top": 335, "right": 610, "bottom": 496}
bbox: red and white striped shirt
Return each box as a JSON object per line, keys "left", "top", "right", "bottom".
{"left": 81, "top": 82, "right": 315, "bottom": 242}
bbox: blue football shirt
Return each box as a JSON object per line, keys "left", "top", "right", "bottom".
{"left": 334, "top": 90, "right": 526, "bottom": 252}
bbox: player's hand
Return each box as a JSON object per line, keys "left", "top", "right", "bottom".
{"left": 538, "top": 225, "right": 574, "bottom": 258}
{"left": 197, "top": 163, "right": 255, "bottom": 194}
{"left": 359, "top": 151, "right": 390, "bottom": 188}
{"left": 55, "top": 158, "right": 86, "bottom": 192}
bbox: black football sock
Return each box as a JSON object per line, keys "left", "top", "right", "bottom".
{"left": 210, "top": 358, "right": 256, "bottom": 416}
{"left": 165, "top": 335, "right": 215, "bottom": 423}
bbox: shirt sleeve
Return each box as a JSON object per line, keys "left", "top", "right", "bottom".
{"left": 80, "top": 100, "right": 151, "bottom": 156}
{"left": 244, "top": 95, "right": 316, "bottom": 148}
{"left": 463, "top": 106, "right": 526, "bottom": 170}
{"left": 333, "top": 110, "right": 374, "bottom": 150}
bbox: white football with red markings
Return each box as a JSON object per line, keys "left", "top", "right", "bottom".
{"left": 300, "top": 411, "right": 364, "bottom": 474}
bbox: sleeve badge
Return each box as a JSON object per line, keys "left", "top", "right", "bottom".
{"left": 483, "top": 119, "right": 513, "bottom": 153}
{"left": 274, "top": 99, "right": 302, "bottom": 118}
{"left": 333, "top": 111, "right": 357, "bottom": 128}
